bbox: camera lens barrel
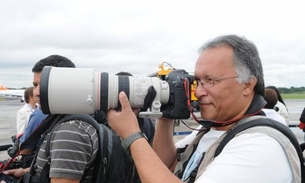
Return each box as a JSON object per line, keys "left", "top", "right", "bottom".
{"left": 40, "top": 67, "right": 170, "bottom": 115}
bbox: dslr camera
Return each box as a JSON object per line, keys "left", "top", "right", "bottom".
{"left": 40, "top": 66, "right": 194, "bottom": 119}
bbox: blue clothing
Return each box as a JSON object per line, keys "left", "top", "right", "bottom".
{"left": 20, "top": 108, "right": 48, "bottom": 150}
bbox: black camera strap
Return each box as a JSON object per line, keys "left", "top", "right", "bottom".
{"left": 19, "top": 114, "right": 64, "bottom": 151}
{"left": 0, "top": 115, "right": 63, "bottom": 173}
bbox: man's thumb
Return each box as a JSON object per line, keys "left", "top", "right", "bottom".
{"left": 118, "top": 91, "right": 130, "bottom": 109}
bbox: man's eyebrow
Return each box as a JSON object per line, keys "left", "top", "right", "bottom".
{"left": 193, "top": 74, "right": 211, "bottom": 79}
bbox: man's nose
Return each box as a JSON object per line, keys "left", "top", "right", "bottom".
{"left": 194, "top": 85, "right": 208, "bottom": 98}
{"left": 34, "top": 86, "right": 40, "bottom": 97}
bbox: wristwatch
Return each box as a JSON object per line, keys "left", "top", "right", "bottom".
{"left": 121, "top": 132, "right": 148, "bottom": 154}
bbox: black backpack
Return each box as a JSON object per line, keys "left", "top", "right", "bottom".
{"left": 20, "top": 114, "right": 134, "bottom": 183}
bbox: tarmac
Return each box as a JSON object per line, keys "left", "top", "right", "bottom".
{"left": 0, "top": 97, "right": 304, "bottom": 161}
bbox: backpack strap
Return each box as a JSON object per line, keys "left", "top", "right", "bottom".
{"left": 39, "top": 115, "right": 77, "bottom": 183}
{"left": 39, "top": 114, "right": 107, "bottom": 182}
{"left": 214, "top": 117, "right": 305, "bottom": 183}
{"left": 194, "top": 116, "right": 304, "bottom": 182}
{"left": 19, "top": 114, "right": 64, "bottom": 150}
{"left": 174, "top": 128, "right": 210, "bottom": 179}
{"left": 215, "top": 118, "right": 303, "bottom": 159}
{"left": 0, "top": 115, "right": 63, "bottom": 174}
{"left": 39, "top": 114, "right": 127, "bottom": 183}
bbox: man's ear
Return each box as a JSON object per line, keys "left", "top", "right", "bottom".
{"left": 243, "top": 76, "right": 257, "bottom": 96}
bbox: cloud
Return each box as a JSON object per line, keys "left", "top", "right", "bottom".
{"left": 0, "top": 0, "right": 304, "bottom": 88}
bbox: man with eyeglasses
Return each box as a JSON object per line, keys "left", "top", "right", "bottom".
{"left": 107, "top": 35, "right": 300, "bottom": 183}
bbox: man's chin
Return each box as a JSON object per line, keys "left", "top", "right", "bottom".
{"left": 199, "top": 111, "right": 214, "bottom": 121}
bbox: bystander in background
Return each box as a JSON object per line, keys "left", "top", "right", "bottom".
{"left": 16, "top": 87, "right": 37, "bottom": 139}
{"left": 5, "top": 87, "right": 37, "bottom": 168}
{"left": 298, "top": 107, "right": 305, "bottom": 142}
{"left": 266, "top": 85, "right": 290, "bottom": 125}
{"left": 262, "top": 88, "right": 287, "bottom": 126}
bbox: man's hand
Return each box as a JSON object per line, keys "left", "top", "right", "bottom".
{"left": 1, "top": 167, "right": 28, "bottom": 179}
{"left": 107, "top": 92, "right": 141, "bottom": 139}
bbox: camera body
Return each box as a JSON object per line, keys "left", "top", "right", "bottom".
{"left": 160, "top": 69, "right": 193, "bottom": 119}
{"left": 40, "top": 66, "right": 194, "bottom": 119}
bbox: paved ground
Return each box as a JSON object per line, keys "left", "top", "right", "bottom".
{"left": 0, "top": 97, "right": 23, "bottom": 160}
{"left": 0, "top": 97, "right": 304, "bottom": 161}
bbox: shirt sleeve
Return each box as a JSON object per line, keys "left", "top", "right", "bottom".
{"left": 16, "top": 109, "right": 26, "bottom": 135}
{"left": 48, "top": 120, "right": 99, "bottom": 180}
{"left": 19, "top": 110, "right": 47, "bottom": 148}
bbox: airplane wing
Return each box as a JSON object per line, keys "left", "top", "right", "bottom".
{"left": 0, "top": 83, "right": 25, "bottom": 102}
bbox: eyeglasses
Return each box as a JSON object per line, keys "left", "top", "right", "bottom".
{"left": 194, "top": 76, "right": 239, "bottom": 89}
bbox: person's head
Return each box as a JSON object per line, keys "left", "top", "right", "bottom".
{"left": 266, "top": 85, "right": 286, "bottom": 106}
{"left": 263, "top": 88, "right": 278, "bottom": 109}
{"left": 24, "top": 86, "right": 34, "bottom": 104}
{"left": 32, "top": 55, "right": 75, "bottom": 105}
{"left": 194, "top": 34, "right": 264, "bottom": 122}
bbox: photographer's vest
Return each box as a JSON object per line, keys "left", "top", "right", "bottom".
{"left": 175, "top": 116, "right": 302, "bottom": 183}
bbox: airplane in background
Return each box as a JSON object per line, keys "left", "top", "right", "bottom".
{"left": 0, "top": 82, "right": 25, "bottom": 102}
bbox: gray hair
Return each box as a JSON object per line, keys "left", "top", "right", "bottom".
{"left": 198, "top": 34, "right": 265, "bottom": 95}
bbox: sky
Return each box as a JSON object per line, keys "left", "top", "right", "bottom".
{"left": 0, "top": 0, "right": 304, "bottom": 88}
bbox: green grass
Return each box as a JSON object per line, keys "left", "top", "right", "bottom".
{"left": 282, "top": 93, "right": 305, "bottom": 99}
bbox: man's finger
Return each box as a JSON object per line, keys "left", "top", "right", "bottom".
{"left": 2, "top": 170, "right": 9, "bottom": 175}
{"left": 118, "top": 91, "right": 131, "bottom": 111}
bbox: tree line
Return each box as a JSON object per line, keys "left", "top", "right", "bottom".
{"left": 278, "top": 86, "right": 305, "bottom": 94}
